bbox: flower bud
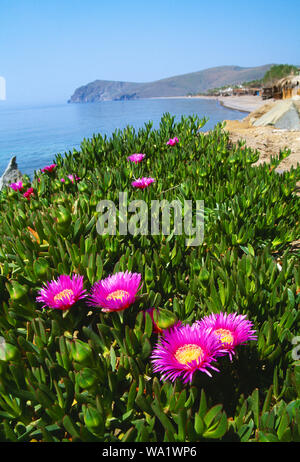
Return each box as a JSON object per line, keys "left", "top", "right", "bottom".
{"left": 148, "top": 307, "right": 178, "bottom": 333}
{"left": 70, "top": 339, "right": 93, "bottom": 364}
{"left": 76, "top": 368, "right": 98, "bottom": 389}
{"left": 0, "top": 340, "right": 20, "bottom": 362}
{"left": 7, "top": 281, "right": 29, "bottom": 301}
{"left": 83, "top": 405, "right": 104, "bottom": 435}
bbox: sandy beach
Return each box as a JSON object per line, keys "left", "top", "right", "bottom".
{"left": 217, "top": 95, "right": 270, "bottom": 113}
{"left": 221, "top": 98, "right": 300, "bottom": 204}
{"left": 150, "top": 94, "right": 269, "bottom": 113}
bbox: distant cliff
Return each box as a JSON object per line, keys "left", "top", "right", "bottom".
{"left": 68, "top": 64, "right": 273, "bottom": 103}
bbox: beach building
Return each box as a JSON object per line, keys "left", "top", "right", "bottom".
{"left": 262, "top": 73, "right": 300, "bottom": 100}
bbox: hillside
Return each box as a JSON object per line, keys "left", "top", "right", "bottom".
{"left": 68, "top": 64, "right": 273, "bottom": 103}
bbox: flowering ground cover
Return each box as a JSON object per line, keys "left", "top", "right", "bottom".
{"left": 0, "top": 113, "right": 299, "bottom": 442}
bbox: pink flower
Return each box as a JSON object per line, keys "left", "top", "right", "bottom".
{"left": 131, "top": 177, "right": 155, "bottom": 189}
{"left": 60, "top": 175, "right": 80, "bottom": 184}
{"left": 41, "top": 164, "right": 56, "bottom": 173}
{"left": 36, "top": 274, "right": 87, "bottom": 311}
{"left": 127, "top": 153, "right": 146, "bottom": 164}
{"left": 151, "top": 324, "right": 226, "bottom": 384}
{"left": 88, "top": 271, "right": 142, "bottom": 313}
{"left": 9, "top": 181, "right": 23, "bottom": 191}
{"left": 68, "top": 174, "right": 80, "bottom": 183}
{"left": 193, "top": 312, "right": 257, "bottom": 360}
{"left": 166, "top": 137, "right": 179, "bottom": 146}
{"left": 23, "top": 187, "right": 34, "bottom": 200}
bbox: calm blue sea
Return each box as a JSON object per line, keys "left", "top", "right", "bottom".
{"left": 0, "top": 98, "right": 246, "bottom": 178}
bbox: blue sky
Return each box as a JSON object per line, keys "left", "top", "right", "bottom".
{"left": 1, "top": 0, "right": 299, "bottom": 104}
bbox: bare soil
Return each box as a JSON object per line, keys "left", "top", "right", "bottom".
{"left": 223, "top": 119, "right": 300, "bottom": 172}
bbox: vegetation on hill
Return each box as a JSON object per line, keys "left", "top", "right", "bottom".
{"left": 195, "top": 64, "right": 299, "bottom": 97}
{"left": 262, "top": 64, "right": 299, "bottom": 86}
{"left": 0, "top": 114, "right": 299, "bottom": 442}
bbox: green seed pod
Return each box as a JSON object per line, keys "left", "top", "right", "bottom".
{"left": 7, "top": 189, "right": 18, "bottom": 198}
{"left": 33, "top": 258, "right": 49, "bottom": 279}
{"left": 56, "top": 206, "right": 72, "bottom": 226}
{"left": 70, "top": 339, "right": 93, "bottom": 365}
{"left": 153, "top": 308, "right": 178, "bottom": 330}
{"left": 199, "top": 268, "right": 210, "bottom": 282}
{"left": 83, "top": 405, "right": 104, "bottom": 435}
{"left": 89, "top": 195, "right": 99, "bottom": 208}
{"left": 52, "top": 179, "right": 63, "bottom": 192}
{"left": 0, "top": 340, "right": 20, "bottom": 362}
{"left": 7, "top": 281, "right": 29, "bottom": 301}
{"left": 76, "top": 367, "right": 98, "bottom": 389}
{"left": 77, "top": 181, "right": 89, "bottom": 193}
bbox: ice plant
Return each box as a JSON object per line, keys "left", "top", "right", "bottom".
{"left": 68, "top": 174, "right": 80, "bottom": 183}
{"left": 127, "top": 153, "right": 146, "bottom": 163}
{"left": 146, "top": 308, "right": 163, "bottom": 333}
{"left": 88, "top": 271, "right": 142, "bottom": 313}
{"left": 131, "top": 177, "right": 155, "bottom": 189}
{"left": 41, "top": 164, "right": 56, "bottom": 173}
{"left": 60, "top": 174, "right": 80, "bottom": 184}
{"left": 9, "top": 181, "right": 23, "bottom": 191}
{"left": 194, "top": 312, "right": 257, "bottom": 360}
{"left": 166, "top": 137, "right": 179, "bottom": 146}
{"left": 36, "top": 274, "right": 86, "bottom": 310}
{"left": 151, "top": 324, "right": 226, "bottom": 384}
{"left": 146, "top": 307, "right": 179, "bottom": 334}
{"left": 23, "top": 187, "right": 34, "bottom": 200}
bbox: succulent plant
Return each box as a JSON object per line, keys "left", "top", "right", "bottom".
{"left": 0, "top": 113, "right": 299, "bottom": 442}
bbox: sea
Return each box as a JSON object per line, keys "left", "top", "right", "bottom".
{"left": 0, "top": 98, "right": 246, "bottom": 178}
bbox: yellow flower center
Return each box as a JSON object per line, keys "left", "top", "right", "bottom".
{"left": 54, "top": 289, "right": 74, "bottom": 302}
{"left": 175, "top": 344, "right": 203, "bottom": 365}
{"left": 106, "top": 289, "right": 129, "bottom": 301}
{"left": 214, "top": 328, "right": 234, "bottom": 345}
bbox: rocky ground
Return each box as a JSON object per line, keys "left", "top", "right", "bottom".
{"left": 222, "top": 97, "right": 300, "bottom": 174}
{"left": 223, "top": 118, "right": 300, "bottom": 172}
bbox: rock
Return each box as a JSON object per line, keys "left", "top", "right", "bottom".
{"left": 0, "top": 156, "right": 23, "bottom": 191}
{"left": 274, "top": 104, "right": 300, "bottom": 130}
{"left": 252, "top": 100, "right": 300, "bottom": 130}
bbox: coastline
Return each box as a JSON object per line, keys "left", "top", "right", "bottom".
{"left": 148, "top": 94, "right": 268, "bottom": 114}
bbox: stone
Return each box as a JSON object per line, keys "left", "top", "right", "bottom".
{"left": 253, "top": 100, "right": 300, "bottom": 130}
{"left": 0, "top": 156, "right": 23, "bottom": 191}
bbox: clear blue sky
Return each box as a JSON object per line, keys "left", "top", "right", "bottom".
{"left": 1, "top": 0, "right": 299, "bottom": 104}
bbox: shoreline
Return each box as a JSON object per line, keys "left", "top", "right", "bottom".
{"left": 148, "top": 94, "right": 268, "bottom": 114}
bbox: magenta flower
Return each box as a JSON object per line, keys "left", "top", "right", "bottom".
{"left": 88, "top": 271, "right": 142, "bottom": 313}
{"left": 68, "top": 174, "right": 80, "bottom": 183}
{"left": 194, "top": 312, "right": 257, "bottom": 360}
{"left": 23, "top": 187, "right": 34, "bottom": 200}
{"left": 127, "top": 153, "right": 146, "bottom": 164}
{"left": 36, "top": 274, "right": 87, "bottom": 311}
{"left": 151, "top": 324, "right": 226, "bottom": 384}
{"left": 9, "top": 181, "right": 23, "bottom": 191}
{"left": 60, "top": 174, "right": 80, "bottom": 184}
{"left": 41, "top": 164, "right": 56, "bottom": 173}
{"left": 166, "top": 137, "right": 179, "bottom": 146}
{"left": 131, "top": 177, "right": 155, "bottom": 189}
